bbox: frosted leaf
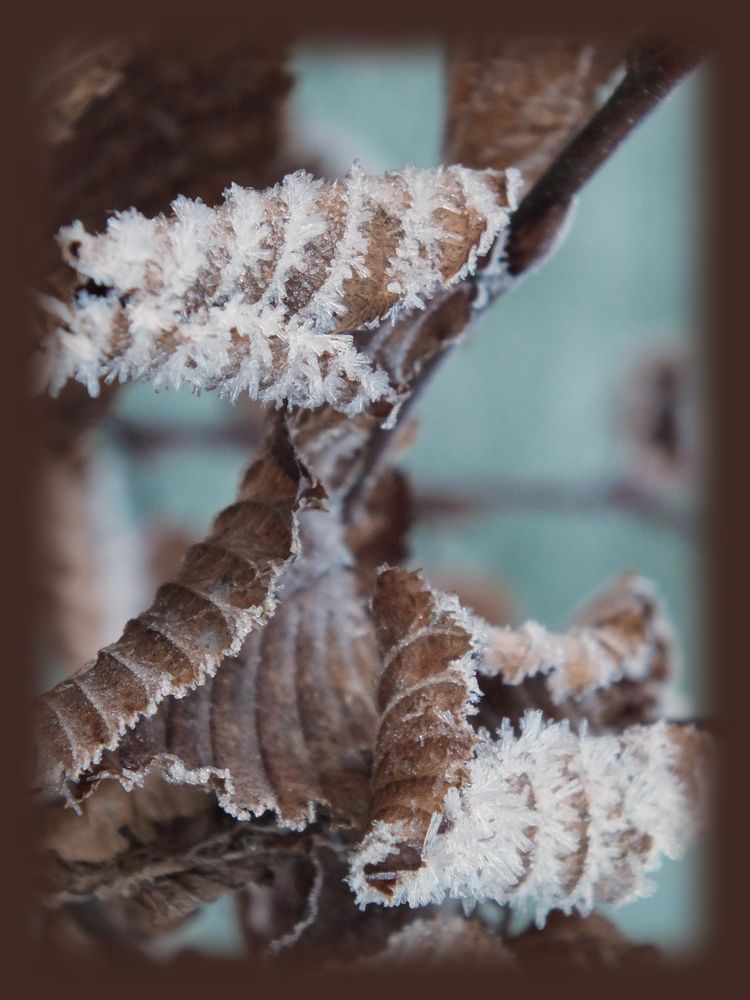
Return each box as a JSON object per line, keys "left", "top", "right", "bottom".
{"left": 348, "top": 569, "right": 712, "bottom": 922}
{"left": 38, "top": 165, "right": 518, "bottom": 413}
{"left": 480, "top": 572, "right": 675, "bottom": 703}
{"left": 73, "top": 510, "right": 379, "bottom": 833}
{"left": 35, "top": 428, "right": 326, "bottom": 798}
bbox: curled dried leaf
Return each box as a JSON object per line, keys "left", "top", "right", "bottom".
{"left": 475, "top": 573, "right": 674, "bottom": 736}
{"left": 35, "top": 429, "right": 326, "bottom": 797}
{"left": 480, "top": 572, "right": 674, "bottom": 701}
{"left": 42, "top": 801, "right": 310, "bottom": 929}
{"left": 349, "top": 569, "right": 711, "bottom": 922}
{"left": 39, "top": 165, "right": 518, "bottom": 412}
{"left": 77, "top": 511, "right": 379, "bottom": 832}
{"left": 358, "top": 568, "right": 484, "bottom": 885}
{"left": 444, "top": 36, "right": 625, "bottom": 193}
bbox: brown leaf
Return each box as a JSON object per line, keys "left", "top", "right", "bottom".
{"left": 35, "top": 428, "right": 326, "bottom": 797}
{"left": 38, "top": 769, "right": 315, "bottom": 935}
{"left": 444, "top": 36, "right": 626, "bottom": 193}
{"left": 359, "top": 568, "right": 483, "bottom": 887}
{"left": 349, "top": 569, "right": 711, "bottom": 919}
{"left": 41, "top": 166, "right": 517, "bottom": 412}
{"left": 481, "top": 572, "right": 674, "bottom": 696}
{"left": 476, "top": 572, "right": 673, "bottom": 734}
{"left": 78, "top": 510, "right": 379, "bottom": 832}
{"left": 40, "top": 37, "right": 293, "bottom": 234}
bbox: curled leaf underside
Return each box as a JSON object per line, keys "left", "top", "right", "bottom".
{"left": 39, "top": 165, "right": 518, "bottom": 412}
{"left": 35, "top": 429, "right": 325, "bottom": 796}
{"left": 349, "top": 568, "right": 711, "bottom": 922}
{"left": 83, "top": 511, "right": 379, "bottom": 832}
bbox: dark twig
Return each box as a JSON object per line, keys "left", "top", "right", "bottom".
{"left": 506, "top": 34, "right": 707, "bottom": 274}
{"left": 343, "top": 35, "right": 706, "bottom": 513}
{"left": 413, "top": 477, "right": 697, "bottom": 537}
{"left": 107, "top": 416, "right": 262, "bottom": 456}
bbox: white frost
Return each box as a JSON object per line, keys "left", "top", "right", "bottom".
{"left": 39, "top": 165, "right": 517, "bottom": 413}
{"left": 349, "top": 711, "right": 706, "bottom": 924}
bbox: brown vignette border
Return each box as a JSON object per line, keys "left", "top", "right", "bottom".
{"left": 2, "top": 0, "right": 742, "bottom": 996}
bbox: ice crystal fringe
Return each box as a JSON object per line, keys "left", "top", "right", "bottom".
{"left": 351, "top": 715, "right": 709, "bottom": 923}
{"left": 348, "top": 569, "right": 711, "bottom": 923}
{"left": 479, "top": 573, "right": 674, "bottom": 704}
{"left": 34, "top": 432, "right": 326, "bottom": 797}
{"left": 38, "top": 164, "right": 519, "bottom": 413}
{"left": 81, "top": 511, "right": 379, "bottom": 832}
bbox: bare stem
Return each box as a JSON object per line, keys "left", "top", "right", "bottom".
{"left": 413, "top": 478, "right": 697, "bottom": 536}
{"left": 506, "top": 34, "right": 707, "bottom": 275}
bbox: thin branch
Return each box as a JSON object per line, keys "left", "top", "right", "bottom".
{"left": 506, "top": 33, "right": 707, "bottom": 274}
{"left": 342, "top": 35, "right": 706, "bottom": 512}
{"left": 413, "top": 477, "right": 697, "bottom": 536}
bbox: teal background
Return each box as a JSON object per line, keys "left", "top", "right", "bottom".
{"left": 109, "top": 43, "right": 707, "bottom": 955}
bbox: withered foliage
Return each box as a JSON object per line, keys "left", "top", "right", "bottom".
{"left": 350, "top": 570, "right": 710, "bottom": 916}
{"left": 40, "top": 165, "right": 516, "bottom": 413}
{"left": 444, "top": 35, "right": 626, "bottom": 192}
{"left": 31, "top": 33, "right": 709, "bottom": 967}
{"left": 86, "top": 513, "right": 379, "bottom": 832}
{"left": 36, "top": 430, "right": 326, "bottom": 796}
{"left": 37, "top": 36, "right": 293, "bottom": 236}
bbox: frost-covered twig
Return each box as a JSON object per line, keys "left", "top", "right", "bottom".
{"left": 38, "top": 165, "right": 518, "bottom": 413}
{"left": 348, "top": 569, "right": 711, "bottom": 923}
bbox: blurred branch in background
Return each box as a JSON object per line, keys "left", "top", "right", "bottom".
{"left": 414, "top": 477, "right": 696, "bottom": 537}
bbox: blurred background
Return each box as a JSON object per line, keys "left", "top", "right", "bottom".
{"left": 37, "top": 41, "right": 707, "bottom": 957}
